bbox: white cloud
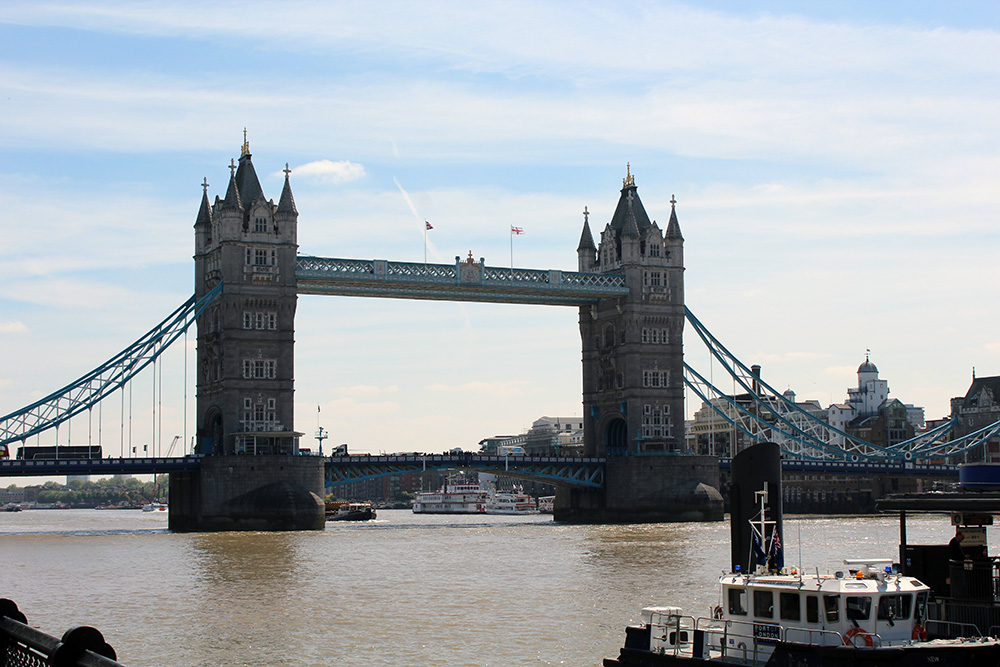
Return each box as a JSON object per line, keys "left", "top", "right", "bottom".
{"left": 291, "top": 160, "right": 365, "bottom": 184}
{"left": 0, "top": 321, "right": 28, "bottom": 334}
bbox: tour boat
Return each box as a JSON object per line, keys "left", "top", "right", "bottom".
{"left": 604, "top": 443, "right": 1000, "bottom": 667}
{"left": 142, "top": 502, "right": 167, "bottom": 512}
{"left": 325, "top": 502, "right": 376, "bottom": 521}
{"left": 538, "top": 495, "right": 555, "bottom": 513}
{"left": 412, "top": 481, "right": 487, "bottom": 514}
{"left": 485, "top": 489, "right": 538, "bottom": 515}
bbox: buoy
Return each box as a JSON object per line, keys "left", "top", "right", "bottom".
{"left": 844, "top": 627, "right": 874, "bottom": 647}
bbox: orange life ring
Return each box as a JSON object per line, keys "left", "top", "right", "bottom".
{"left": 844, "top": 627, "right": 874, "bottom": 647}
{"left": 713, "top": 605, "right": 724, "bottom": 620}
{"left": 912, "top": 624, "right": 927, "bottom": 641}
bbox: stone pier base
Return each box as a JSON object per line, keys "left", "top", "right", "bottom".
{"left": 169, "top": 455, "right": 326, "bottom": 532}
{"left": 554, "top": 455, "right": 723, "bottom": 524}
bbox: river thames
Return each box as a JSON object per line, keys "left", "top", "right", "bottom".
{"left": 2, "top": 510, "right": 987, "bottom": 666}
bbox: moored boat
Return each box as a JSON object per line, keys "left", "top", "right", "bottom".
{"left": 142, "top": 502, "right": 167, "bottom": 512}
{"left": 538, "top": 495, "right": 554, "bottom": 513}
{"left": 486, "top": 488, "right": 538, "bottom": 515}
{"left": 604, "top": 443, "right": 1000, "bottom": 667}
{"left": 326, "top": 502, "right": 376, "bottom": 521}
{"left": 413, "top": 480, "right": 487, "bottom": 514}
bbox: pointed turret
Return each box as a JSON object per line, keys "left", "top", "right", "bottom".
{"left": 220, "top": 161, "right": 242, "bottom": 211}
{"left": 665, "top": 195, "right": 682, "bottom": 240}
{"left": 609, "top": 164, "right": 653, "bottom": 241}
{"left": 577, "top": 206, "right": 597, "bottom": 271}
{"left": 195, "top": 180, "right": 212, "bottom": 229}
{"left": 235, "top": 152, "right": 265, "bottom": 208}
{"left": 276, "top": 164, "right": 297, "bottom": 216}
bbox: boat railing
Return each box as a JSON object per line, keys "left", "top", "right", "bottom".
{"left": 0, "top": 599, "right": 125, "bottom": 666}
{"left": 926, "top": 617, "right": 984, "bottom": 639}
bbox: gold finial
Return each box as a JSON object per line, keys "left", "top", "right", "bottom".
{"left": 466, "top": 251, "right": 475, "bottom": 264}
{"left": 241, "top": 128, "right": 250, "bottom": 157}
{"left": 622, "top": 162, "right": 635, "bottom": 188}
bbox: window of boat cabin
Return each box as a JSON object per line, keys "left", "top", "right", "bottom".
{"left": 916, "top": 592, "right": 928, "bottom": 622}
{"left": 823, "top": 595, "right": 840, "bottom": 623}
{"left": 754, "top": 590, "right": 774, "bottom": 618}
{"left": 877, "top": 594, "right": 912, "bottom": 621}
{"left": 845, "top": 596, "right": 872, "bottom": 621}
{"left": 806, "top": 595, "right": 819, "bottom": 624}
{"left": 728, "top": 588, "right": 747, "bottom": 615}
{"left": 779, "top": 592, "right": 800, "bottom": 621}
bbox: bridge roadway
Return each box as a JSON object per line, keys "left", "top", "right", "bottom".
{"left": 0, "top": 454, "right": 957, "bottom": 484}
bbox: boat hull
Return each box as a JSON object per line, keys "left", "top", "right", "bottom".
{"left": 326, "top": 509, "right": 376, "bottom": 521}
{"left": 605, "top": 637, "right": 1000, "bottom": 667}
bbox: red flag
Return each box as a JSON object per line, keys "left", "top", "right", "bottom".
{"left": 511, "top": 226, "right": 524, "bottom": 235}
{"left": 425, "top": 221, "right": 433, "bottom": 230}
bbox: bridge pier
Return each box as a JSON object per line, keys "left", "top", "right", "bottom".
{"left": 168, "top": 456, "right": 325, "bottom": 532}
{"left": 553, "top": 456, "right": 723, "bottom": 523}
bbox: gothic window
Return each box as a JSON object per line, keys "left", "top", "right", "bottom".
{"left": 642, "top": 328, "right": 649, "bottom": 344}
{"left": 254, "top": 216, "right": 267, "bottom": 233}
{"left": 650, "top": 243, "right": 661, "bottom": 257}
{"left": 651, "top": 329, "right": 660, "bottom": 344}
{"left": 254, "top": 249, "right": 268, "bottom": 266}
{"left": 242, "top": 359, "right": 277, "bottom": 379}
{"left": 603, "top": 325, "right": 615, "bottom": 348}
{"left": 243, "top": 311, "right": 278, "bottom": 330}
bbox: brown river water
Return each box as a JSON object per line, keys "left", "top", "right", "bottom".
{"left": 2, "top": 509, "right": 983, "bottom": 667}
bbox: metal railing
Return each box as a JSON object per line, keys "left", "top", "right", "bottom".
{"left": 0, "top": 599, "right": 124, "bottom": 667}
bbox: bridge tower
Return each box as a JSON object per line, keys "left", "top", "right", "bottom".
{"left": 171, "top": 136, "right": 324, "bottom": 532}
{"left": 557, "top": 167, "right": 723, "bottom": 522}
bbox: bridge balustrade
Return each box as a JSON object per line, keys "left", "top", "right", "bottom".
{"left": 0, "top": 599, "right": 124, "bottom": 667}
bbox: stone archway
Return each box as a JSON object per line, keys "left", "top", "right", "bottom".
{"left": 604, "top": 416, "right": 628, "bottom": 456}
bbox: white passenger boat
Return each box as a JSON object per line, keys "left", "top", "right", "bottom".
{"left": 538, "top": 495, "right": 554, "bottom": 513}
{"left": 486, "top": 489, "right": 538, "bottom": 515}
{"left": 142, "top": 502, "right": 167, "bottom": 512}
{"left": 412, "top": 481, "right": 487, "bottom": 514}
{"left": 604, "top": 443, "right": 1000, "bottom": 667}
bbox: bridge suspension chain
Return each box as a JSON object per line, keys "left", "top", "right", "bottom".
{"left": 684, "top": 306, "right": 998, "bottom": 462}
{"left": 0, "top": 283, "right": 222, "bottom": 448}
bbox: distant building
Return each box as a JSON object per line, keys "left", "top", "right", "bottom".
{"left": 950, "top": 373, "right": 1000, "bottom": 462}
{"left": 524, "top": 416, "right": 584, "bottom": 456}
{"left": 828, "top": 355, "right": 923, "bottom": 448}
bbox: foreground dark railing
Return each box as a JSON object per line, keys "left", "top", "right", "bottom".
{"left": 0, "top": 599, "right": 123, "bottom": 666}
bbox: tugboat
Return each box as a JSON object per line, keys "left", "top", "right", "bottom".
{"left": 604, "top": 443, "right": 1000, "bottom": 667}
{"left": 325, "top": 502, "right": 376, "bottom": 521}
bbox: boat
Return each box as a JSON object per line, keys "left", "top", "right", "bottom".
{"left": 142, "top": 503, "right": 168, "bottom": 512}
{"left": 3, "top": 504, "right": 22, "bottom": 512}
{"left": 325, "top": 502, "right": 376, "bottom": 521}
{"left": 412, "top": 480, "right": 487, "bottom": 514}
{"left": 604, "top": 443, "right": 1000, "bottom": 667}
{"left": 538, "top": 495, "right": 555, "bottom": 513}
{"left": 486, "top": 488, "right": 538, "bottom": 515}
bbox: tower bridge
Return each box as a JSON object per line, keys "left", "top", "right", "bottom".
{"left": 3, "top": 140, "right": 991, "bottom": 531}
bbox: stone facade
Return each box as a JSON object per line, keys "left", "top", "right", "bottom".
{"left": 951, "top": 374, "right": 1000, "bottom": 462}
{"left": 194, "top": 141, "right": 300, "bottom": 455}
{"left": 576, "top": 169, "right": 685, "bottom": 456}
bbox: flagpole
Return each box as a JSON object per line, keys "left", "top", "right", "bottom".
{"left": 510, "top": 227, "right": 513, "bottom": 274}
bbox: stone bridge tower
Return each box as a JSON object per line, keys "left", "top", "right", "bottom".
{"left": 173, "top": 137, "right": 324, "bottom": 532}
{"left": 193, "top": 138, "right": 300, "bottom": 456}
{"left": 556, "top": 167, "right": 723, "bottom": 523}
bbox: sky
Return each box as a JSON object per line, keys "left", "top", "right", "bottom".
{"left": 2, "top": 1, "right": 1000, "bottom": 468}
